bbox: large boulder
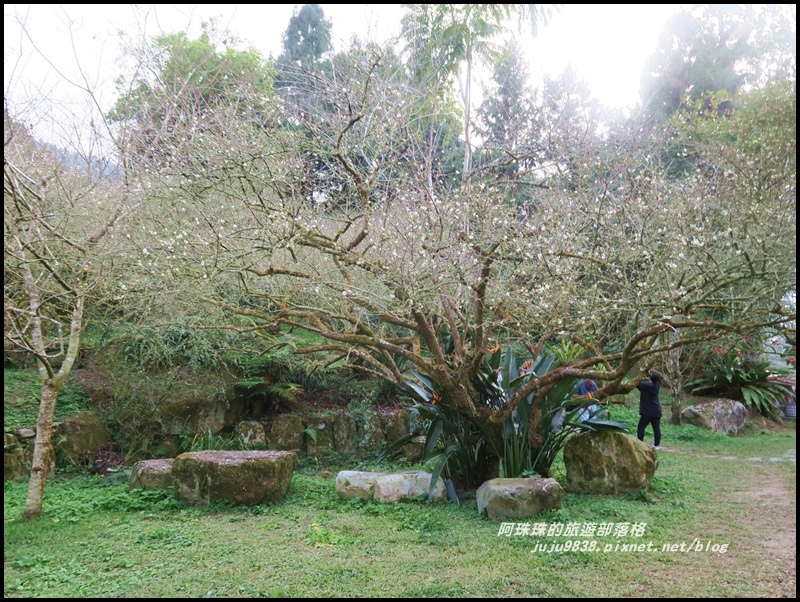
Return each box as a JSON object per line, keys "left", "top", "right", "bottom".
{"left": 347, "top": 400, "right": 386, "bottom": 451}
{"left": 476, "top": 477, "right": 563, "bottom": 520}
{"left": 156, "top": 391, "right": 245, "bottom": 436}
{"left": 268, "top": 414, "right": 304, "bottom": 452}
{"left": 75, "top": 365, "right": 245, "bottom": 437}
{"left": 129, "top": 459, "right": 174, "bottom": 490}
{"left": 54, "top": 411, "right": 112, "bottom": 462}
{"left": 171, "top": 450, "right": 295, "bottom": 506}
{"left": 681, "top": 399, "right": 748, "bottom": 435}
{"left": 401, "top": 436, "right": 426, "bottom": 462}
{"left": 564, "top": 431, "right": 657, "bottom": 494}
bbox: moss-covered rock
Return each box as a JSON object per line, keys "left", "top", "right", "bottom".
{"left": 605, "top": 394, "right": 630, "bottom": 406}
{"left": 129, "top": 459, "right": 174, "bottom": 490}
{"left": 156, "top": 390, "right": 246, "bottom": 436}
{"left": 236, "top": 421, "right": 266, "bottom": 447}
{"left": 307, "top": 412, "right": 335, "bottom": 457}
{"left": 333, "top": 413, "right": 357, "bottom": 455}
{"left": 564, "top": 431, "right": 657, "bottom": 494}
{"left": 681, "top": 399, "right": 747, "bottom": 435}
{"left": 382, "top": 409, "right": 411, "bottom": 445}
{"left": 171, "top": 450, "right": 295, "bottom": 506}
{"left": 75, "top": 364, "right": 245, "bottom": 440}
{"left": 268, "top": 414, "right": 304, "bottom": 452}
{"left": 401, "top": 436, "right": 426, "bottom": 462}
{"left": 476, "top": 477, "right": 563, "bottom": 519}
{"left": 4, "top": 433, "right": 26, "bottom": 481}
{"left": 54, "top": 411, "right": 112, "bottom": 462}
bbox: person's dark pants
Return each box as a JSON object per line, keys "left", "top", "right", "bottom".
{"left": 637, "top": 416, "right": 661, "bottom": 446}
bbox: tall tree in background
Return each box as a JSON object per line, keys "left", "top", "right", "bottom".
{"left": 641, "top": 4, "right": 796, "bottom": 121}
{"left": 638, "top": 4, "right": 796, "bottom": 418}
{"left": 476, "top": 39, "right": 540, "bottom": 188}
{"left": 276, "top": 4, "right": 332, "bottom": 73}
{"left": 109, "top": 20, "right": 273, "bottom": 164}
{"left": 401, "top": 4, "right": 556, "bottom": 188}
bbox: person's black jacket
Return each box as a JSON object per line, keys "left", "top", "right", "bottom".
{"left": 637, "top": 380, "right": 662, "bottom": 418}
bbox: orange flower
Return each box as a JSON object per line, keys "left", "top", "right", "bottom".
{"left": 521, "top": 359, "right": 533, "bottom": 373}
{"left": 431, "top": 392, "right": 441, "bottom": 405}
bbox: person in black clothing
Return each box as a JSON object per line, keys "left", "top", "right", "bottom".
{"left": 637, "top": 371, "right": 662, "bottom": 449}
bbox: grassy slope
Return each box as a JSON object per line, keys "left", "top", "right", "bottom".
{"left": 3, "top": 369, "right": 91, "bottom": 432}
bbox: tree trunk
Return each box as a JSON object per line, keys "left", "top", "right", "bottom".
{"left": 460, "top": 49, "right": 473, "bottom": 190}
{"left": 23, "top": 377, "right": 61, "bottom": 519}
{"left": 20, "top": 287, "right": 84, "bottom": 519}
{"left": 666, "top": 331, "right": 683, "bottom": 425}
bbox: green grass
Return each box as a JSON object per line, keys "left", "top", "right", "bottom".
{"left": 3, "top": 370, "right": 91, "bottom": 432}
{"left": 4, "top": 419, "right": 795, "bottom": 598}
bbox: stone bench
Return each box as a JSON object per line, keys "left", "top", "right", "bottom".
{"left": 335, "top": 470, "right": 446, "bottom": 502}
{"left": 476, "top": 477, "right": 564, "bottom": 520}
{"left": 171, "top": 450, "right": 295, "bottom": 506}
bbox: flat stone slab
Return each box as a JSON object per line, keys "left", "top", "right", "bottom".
{"left": 129, "top": 459, "right": 174, "bottom": 490}
{"left": 373, "top": 471, "right": 446, "bottom": 502}
{"left": 477, "top": 477, "right": 563, "bottom": 520}
{"left": 172, "top": 450, "right": 295, "bottom": 506}
{"left": 335, "top": 470, "right": 446, "bottom": 502}
{"left": 336, "top": 471, "right": 389, "bottom": 500}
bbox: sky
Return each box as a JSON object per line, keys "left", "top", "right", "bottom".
{"left": 4, "top": 4, "right": 688, "bottom": 141}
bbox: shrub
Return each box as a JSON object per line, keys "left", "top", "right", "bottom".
{"left": 381, "top": 346, "right": 628, "bottom": 497}
{"left": 687, "top": 346, "right": 792, "bottom": 417}
{"left": 545, "top": 340, "right": 587, "bottom": 366}
{"left": 119, "top": 317, "right": 234, "bottom": 372}
{"left": 77, "top": 447, "right": 126, "bottom": 475}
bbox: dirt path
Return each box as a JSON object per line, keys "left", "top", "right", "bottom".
{"left": 659, "top": 446, "right": 796, "bottom": 597}
{"left": 726, "top": 452, "right": 796, "bottom": 597}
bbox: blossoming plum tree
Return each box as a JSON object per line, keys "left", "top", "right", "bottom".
{"left": 123, "top": 32, "right": 795, "bottom": 455}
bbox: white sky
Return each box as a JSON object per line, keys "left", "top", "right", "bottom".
{"left": 4, "top": 3, "right": 687, "bottom": 140}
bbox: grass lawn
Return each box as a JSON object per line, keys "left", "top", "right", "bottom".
{"left": 4, "top": 405, "right": 796, "bottom": 598}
